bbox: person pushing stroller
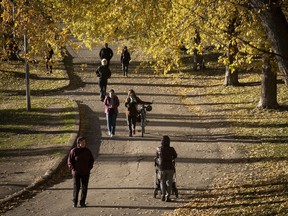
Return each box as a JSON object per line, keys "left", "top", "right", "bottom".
{"left": 155, "top": 136, "right": 177, "bottom": 202}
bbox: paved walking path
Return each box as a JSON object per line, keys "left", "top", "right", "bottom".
{"left": 2, "top": 43, "right": 245, "bottom": 216}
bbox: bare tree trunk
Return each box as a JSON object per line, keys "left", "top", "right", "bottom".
{"left": 192, "top": 30, "right": 205, "bottom": 71}
{"left": 224, "top": 43, "right": 239, "bottom": 86}
{"left": 249, "top": 0, "right": 288, "bottom": 86}
{"left": 224, "top": 67, "right": 239, "bottom": 86}
{"left": 257, "top": 56, "right": 279, "bottom": 109}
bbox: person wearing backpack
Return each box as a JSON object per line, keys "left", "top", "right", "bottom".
{"left": 120, "top": 46, "right": 131, "bottom": 77}
{"left": 95, "top": 58, "right": 112, "bottom": 101}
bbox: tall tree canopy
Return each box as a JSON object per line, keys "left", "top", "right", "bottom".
{"left": 1, "top": 0, "right": 288, "bottom": 83}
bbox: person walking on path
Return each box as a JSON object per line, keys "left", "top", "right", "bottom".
{"left": 156, "top": 135, "right": 177, "bottom": 202}
{"left": 104, "top": 89, "right": 120, "bottom": 137}
{"left": 120, "top": 46, "right": 131, "bottom": 77}
{"left": 99, "top": 43, "right": 113, "bottom": 67}
{"left": 95, "top": 58, "right": 111, "bottom": 101}
{"left": 44, "top": 43, "right": 54, "bottom": 74}
{"left": 124, "top": 89, "right": 151, "bottom": 137}
{"left": 67, "top": 136, "right": 95, "bottom": 208}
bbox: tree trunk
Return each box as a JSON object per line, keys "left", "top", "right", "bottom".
{"left": 257, "top": 56, "right": 279, "bottom": 109}
{"left": 224, "top": 43, "right": 239, "bottom": 86}
{"left": 249, "top": 0, "right": 288, "bottom": 86}
{"left": 192, "top": 30, "right": 205, "bottom": 71}
{"left": 224, "top": 66, "right": 239, "bottom": 86}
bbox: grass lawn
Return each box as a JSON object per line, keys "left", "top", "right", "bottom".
{"left": 0, "top": 60, "right": 76, "bottom": 152}
{"left": 168, "top": 53, "right": 288, "bottom": 215}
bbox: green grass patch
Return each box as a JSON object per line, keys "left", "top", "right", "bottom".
{"left": 0, "top": 61, "right": 76, "bottom": 151}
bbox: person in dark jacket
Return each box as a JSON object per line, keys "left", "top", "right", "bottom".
{"left": 120, "top": 46, "right": 131, "bottom": 77}
{"left": 95, "top": 58, "right": 112, "bottom": 101}
{"left": 67, "top": 136, "right": 94, "bottom": 208}
{"left": 104, "top": 89, "right": 120, "bottom": 137}
{"left": 99, "top": 43, "right": 113, "bottom": 67}
{"left": 44, "top": 43, "right": 54, "bottom": 74}
{"left": 124, "top": 89, "right": 151, "bottom": 137}
{"left": 156, "top": 135, "right": 177, "bottom": 202}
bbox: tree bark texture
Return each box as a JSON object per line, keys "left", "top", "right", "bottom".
{"left": 224, "top": 43, "right": 239, "bottom": 86}
{"left": 257, "top": 57, "right": 279, "bottom": 109}
{"left": 249, "top": 0, "right": 288, "bottom": 86}
{"left": 224, "top": 67, "right": 239, "bottom": 86}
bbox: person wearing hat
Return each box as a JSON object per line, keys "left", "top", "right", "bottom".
{"left": 95, "top": 58, "right": 112, "bottom": 101}
{"left": 156, "top": 135, "right": 177, "bottom": 202}
{"left": 67, "top": 136, "right": 94, "bottom": 208}
{"left": 104, "top": 89, "right": 120, "bottom": 137}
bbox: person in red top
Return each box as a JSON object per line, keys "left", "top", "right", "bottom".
{"left": 156, "top": 135, "right": 177, "bottom": 202}
{"left": 67, "top": 136, "right": 94, "bottom": 208}
{"left": 104, "top": 89, "right": 120, "bottom": 137}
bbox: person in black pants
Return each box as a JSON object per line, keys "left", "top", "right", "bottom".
{"left": 67, "top": 136, "right": 94, "bottom": 208}
{"left": 120, "top": 46, "right": 131, "bottom": 77}
{"left": 156, "top": 136, "right": 177, "bottom": 202}
{"left": 124, "top": 89, "right": 151, "bottom": 137}
{"left": 99, "top": 43, "right": 113, "bottom": 67}
{"left": 95, "top": 58, "right": 112, "bottom": 101}
{"left": 44, "top": 43, "right": 54, "bottom": 73}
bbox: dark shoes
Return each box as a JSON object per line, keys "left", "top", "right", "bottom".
{"left": 73, "top": 202, "right": 87, "bottom": 208}
{"left": 129, "top": 131, "right": 132, "bottom": 137}
{"left": 161, "top": 195, "right": 171, "bottom": 202}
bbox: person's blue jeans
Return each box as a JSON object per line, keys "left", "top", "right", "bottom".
{"left": 106, "top": 112, "right": 118, "bottom": 135}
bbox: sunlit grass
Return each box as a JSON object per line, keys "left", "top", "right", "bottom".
{"left": 0, "top": 61, "right": 75, "bottom": 151}
{"left": 168, "top": 54, "right": 288, "bottom": 215}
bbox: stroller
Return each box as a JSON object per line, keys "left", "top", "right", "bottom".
{"left": 153, "top": 158, "right": 178, "bottom": 198}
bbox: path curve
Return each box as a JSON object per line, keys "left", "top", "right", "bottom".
{"left": 3, "top": 43, "right": 244, "bottom": 216}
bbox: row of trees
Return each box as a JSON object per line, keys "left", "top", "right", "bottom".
{"left": 1, "top": 0, "right": 288, "bottom": 108}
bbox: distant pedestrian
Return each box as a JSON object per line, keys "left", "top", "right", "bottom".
{"left": 44, "top": 43, "right": 54, "bottom": 74}
{"left": 104, "top": 89, "right": 120, "bottom": 137}
{"left": 120, "top": 46, "right": 131, "bottom": 77}
{"left": 124, "top": 89, "right": 151, "bottom": 137}
{"left": 156, "top": 135, "right": 177, "bottom": 202}
{"left": 99, "top": 43, "right": 113, "bottom": 67}
{"left": 95, "top": 58, "right": 111, "bottom": 101}
{"left": 67, "top": 136, "right": 94, "bottom": 208}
